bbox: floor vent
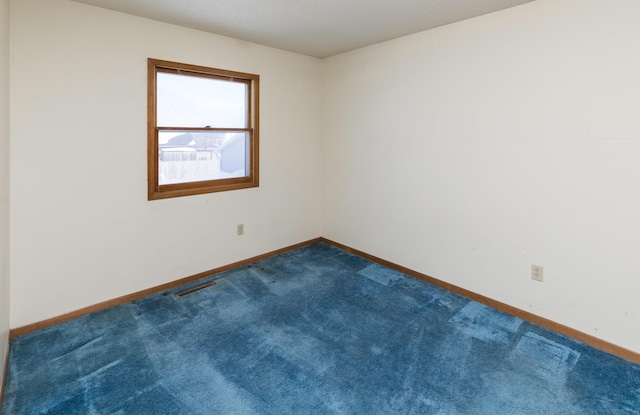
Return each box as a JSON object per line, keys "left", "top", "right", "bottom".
{"left": 175, "top": 282, "right": 215, "bottom": 297}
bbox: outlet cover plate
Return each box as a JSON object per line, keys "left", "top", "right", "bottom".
{"left": 531, "top": 264, "right": 543, "bottom": 282}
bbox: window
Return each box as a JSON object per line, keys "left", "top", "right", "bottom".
{"left": 148, "top": 58, "right": 259, "bottom": 200}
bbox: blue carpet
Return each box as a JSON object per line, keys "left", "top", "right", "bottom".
{"left": 2, "top": 243, "right": 640, "bottom": 414}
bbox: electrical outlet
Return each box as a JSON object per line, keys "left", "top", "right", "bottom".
{"left": 531, "top": 264, "right": 543, "bottom": 282}
{"left": 237, "top": 224, "right": 244, "bottom": 236}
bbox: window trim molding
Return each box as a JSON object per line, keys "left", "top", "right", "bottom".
{"left": 147, "top": 58, "right": 260, "bottom": 200}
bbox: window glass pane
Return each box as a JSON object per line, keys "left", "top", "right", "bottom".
{"left": 159, "top": 131, "right": 248, "bottom": 185}
{"left": 157, "top": 72, "right": 247, "bottom": 128}
{"left": 148, "top": 59, "right": 258, "bottom": 199}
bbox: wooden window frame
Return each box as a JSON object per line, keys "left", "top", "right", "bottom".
{"left": 147, "top": 58, "right": 259, "bottom": 200}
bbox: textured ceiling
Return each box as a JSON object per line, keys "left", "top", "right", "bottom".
{"left": 71, "top": 0, "right": 536, "bottom": 58}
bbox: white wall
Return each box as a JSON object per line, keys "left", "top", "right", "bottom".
{"left": 0, "top": 0, "right": 10, "bottom": 379}
{"left": 323, "top": 0, "right": 640, "bottom": 353}
{"left": 9, "top": 0, "right": 323, "bottom": 328}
